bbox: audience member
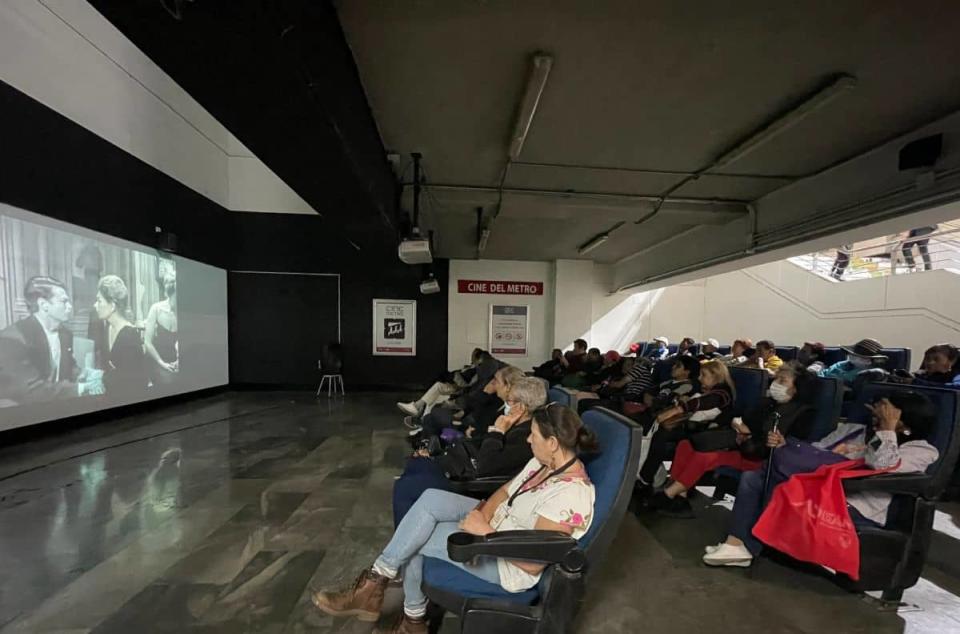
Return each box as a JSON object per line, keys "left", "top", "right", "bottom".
{"left": 391, "top": 377, "right": 546, "bottom": 526}
{"left": 645, "top": 336, "right": 670, "bottom": 361}
{"left": 899, "top": 344, "right": 960, "bottom": 388}
{"left": 407, "top": 361, "right": 516, "bottom": 437}
{"left": 670, "top": 337, "right": 696, "bottom": 358}
{"left": 398, "top": 349, "right": 489, "bottom": 416}
{"left": 561, "top": 348, "right": 603, "bottom": 389}
{"left": 818, "top": 338, "right": 886, "bottom": 386}
{"left": 742, "top": 340, "right": 783, "bottom": 374}
{"left": 575, "top": 354, "right": 654, "bottom": 415}
{"left": 797, "top": 341, "right": 826, "bottom": 373}
{"left": 703, "top": 391, "right": 938, "bottom": 567}
{"left": 698, "top": 338, "right": 722, "bottom": 360}
{"left": 561, "top": 338, "right": 589, "bottom": 371}
{"left": 636, "top": 360, "right": 734, "bottom": 492}
{"left": 721, "top": 338, "right": 752, "bottom": 366}
{"left": 313, "top": 404, "right": 598, "bottom": 632}
{"left": 647, "top": 362, "right": 816, "bottom": 517}
{"left": 532, "top": 348, "right": 565, "bottom": 383}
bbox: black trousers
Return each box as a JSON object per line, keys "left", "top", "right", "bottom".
{"left": 638, "top": 425, "right": 688, "bottom": 483}
{"left": 831, "top": 252, "right": 850, "bottom": 279}
{"left": 902, "top": 238, "right": 931, "bottom": 270}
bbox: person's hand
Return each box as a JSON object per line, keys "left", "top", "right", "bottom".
{"left": 459, "top": 509, "right": 492, "bottom": 536}
{"left": 865, "top": 398, "right": 901, "bottom": 432}
{"left": 414, "top": 448, "right": 431, "bottom": 458}
{"left": 160, "top": 361, "right": 177, "bottom": 373}
{"left": 656, "top": 406, "right": 682, "bottom": 423}
{"left": 766, "top": 430, "right": 786, "bottom": 448}
{"left": 833, "top": 443, "right": 865, "bottom": 457}
{"left": 731, "top": 418, "right": 750, "bottom": 435}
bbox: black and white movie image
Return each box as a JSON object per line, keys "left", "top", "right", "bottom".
{"left": 0, "top": 212, "right": 179, "bottom": 408}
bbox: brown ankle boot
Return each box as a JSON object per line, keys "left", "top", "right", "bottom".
{"left": 311, "top": 567, "right": 389, "bottom": 622}
{"left": 374, "top": 612, "right": 428, "bottom": 634}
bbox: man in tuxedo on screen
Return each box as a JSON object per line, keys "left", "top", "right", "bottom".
{"left": 0, "top": 276, "right": 103, "bottom": 404}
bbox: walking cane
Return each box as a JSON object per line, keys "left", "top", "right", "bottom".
{"left": 762, "top": 412, "right": 782, "bottom": 503}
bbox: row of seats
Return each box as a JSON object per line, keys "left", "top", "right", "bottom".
{"left": 547, "top": 380, "right": 960, "bottom": 604}
{"left": 643, "top": 342, "right": 913, "bottom": 371}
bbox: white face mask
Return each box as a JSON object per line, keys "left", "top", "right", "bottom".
{"left": 503, "top": 403, "right": 512, "bottom": 416}
{"left": 848, "top": 355, "right": 871, "bottom": 369}
{"left": 768, "top": 382, "right": 792, "bottom": 403}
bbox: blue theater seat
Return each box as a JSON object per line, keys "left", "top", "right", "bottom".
{"left": 776, "top": 346, "right": 799, "bottom": 362}
{"left": 807, "top": 376, "right": 844, "bottom": 441}
{"left": 728, "top": 367, "right": 770, "bottom": 414}
{"left": 547, "top": 387, "right": 576, "bottom": 410}
{"left": 880, "top": 347, "right": 912, "bottom": 372}
{"left": 421, "top": 407, "right": 643, "bottom": 633}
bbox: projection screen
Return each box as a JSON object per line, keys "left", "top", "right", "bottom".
{"left": 0, "top": 202, "right": 228, "bottom": 432}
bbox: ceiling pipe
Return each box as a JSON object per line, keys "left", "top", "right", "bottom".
{"left": 415, "top": 183, "right": 750, "bottom": 208}
{"left": 510, "top": 160, "right": 796, "bottom": 181}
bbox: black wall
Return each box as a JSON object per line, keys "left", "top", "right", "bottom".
{"left": 0, "top": 80, "right": 448, "bottom": 391}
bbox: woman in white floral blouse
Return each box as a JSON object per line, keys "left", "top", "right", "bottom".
{"left": 312, "top": 404, "right": 598, "bottom": 634}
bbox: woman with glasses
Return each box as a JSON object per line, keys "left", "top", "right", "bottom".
{"left": 314, "top": 404, "right": 598, "bottom": 634}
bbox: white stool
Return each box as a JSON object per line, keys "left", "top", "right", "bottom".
{"left": 317, "top": 374, "right": 345, "bottom": 397}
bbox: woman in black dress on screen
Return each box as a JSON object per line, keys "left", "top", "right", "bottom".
{"left": 144, "top": 271, "right": 178, "bottom": 386}
{"left": 94, "top": 275, "right": 147, "bottom": 398}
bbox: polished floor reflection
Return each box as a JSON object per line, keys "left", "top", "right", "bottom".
{"left": 0, "top": 391, "right": 958, "bottom": 633}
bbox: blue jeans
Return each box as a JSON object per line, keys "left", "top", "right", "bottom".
{"left": 730, "top": 469, "right": 882, "bottom": 556}
{"left": 393, "top": 457, "right": 454, "bottom": 527}
{"left": 374, "top": 488, "right": 501, "bottom": 614}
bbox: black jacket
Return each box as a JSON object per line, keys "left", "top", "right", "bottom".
{"left": 0, "top": 315, "right": 79, "bottom": 404}
{"left": 742, "top": 397, "right": 816, "bottom": 440}
{"left": 472, "top": 419, "right": 533, "bottom": 477}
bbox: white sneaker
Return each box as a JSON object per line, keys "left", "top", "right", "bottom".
{"left": 702, "top": 543, "right": 753, "bottom": 567}
{"left": 407, "top": 426, "right": 423, "bottom": 437}
{"left": 397, "top": 401, "right": 420, "bottom": 416}
{"left": 704, "top": 543, "right": 723, "bottom": 555}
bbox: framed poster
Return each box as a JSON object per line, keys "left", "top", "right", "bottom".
{"left": 372, "top": 298, "right": 417, "bottom": 356}
{"left": 489, "top": 304, "right": 529, "bottom": 355}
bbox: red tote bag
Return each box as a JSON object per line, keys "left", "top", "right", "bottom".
{"left": 752, "top": 459, "right": 893, "bottom": 580}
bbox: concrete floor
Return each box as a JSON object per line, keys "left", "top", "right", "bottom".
{"left": 1, "top": 391, "right": 959, "bottom": 633}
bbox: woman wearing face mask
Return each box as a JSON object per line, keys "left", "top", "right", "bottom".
{"left": 818, "top": 338, "right": 887, "bottom": 387}
{"left": 144, "top": 271, "right": 178, "bottom": 386}
{"left": 646, "top": 362, "right": 817, "bottom": 517}
{"left": 704, "top": 390, "right": 938, "bottom": 567}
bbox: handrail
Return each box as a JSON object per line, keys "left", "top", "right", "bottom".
{"left": 792, "top": 225, "right": 960, "bottom": 281}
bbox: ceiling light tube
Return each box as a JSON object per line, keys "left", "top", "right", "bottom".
{"left": 578, "top": 233, "right": 609, "bottom": 255}
{"left": 508, "top": 53, "right": 553, "bottom": 161}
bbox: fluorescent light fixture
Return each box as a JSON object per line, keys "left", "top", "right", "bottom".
{"left": 712, "top": 74, "right": 857, "bottom": 170}
{"left": 578, "top": 233, "right": 609, "bottom": 255}
{"left": 478, "top": 227, "right": 492, "bottom": 254}
{"left": 508, "top": 53, "right": 553, "bottom": 161}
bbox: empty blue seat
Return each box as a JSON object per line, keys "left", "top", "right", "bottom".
{"left": 822, "top": 346, "right": 846, "bottom": 366}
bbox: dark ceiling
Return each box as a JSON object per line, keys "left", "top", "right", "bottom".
{"left": 89, "top": 0, "right": 400, "bottom": 255}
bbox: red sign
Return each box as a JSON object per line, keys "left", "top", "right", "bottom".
{"left": 457, "top": 279, "right": 543, "bottom": 295}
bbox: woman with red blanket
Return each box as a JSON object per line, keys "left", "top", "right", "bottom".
{"left": 703, "top": 391, "right": 938, "bottom": 568}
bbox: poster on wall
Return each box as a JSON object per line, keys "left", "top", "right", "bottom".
{"left": 372, "top": 298, "right": 416, "bottom": 356}
{"left": 489, "top": 304, "right": 529, "bottom": 355}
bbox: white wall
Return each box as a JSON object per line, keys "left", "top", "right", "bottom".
{"left": 448, "top": 259, "right": 554, "bottom": 370}
{"left": 606, "top": 262, "right": 960, "bottom": 362}
{"left": 0, "top": 0, "right": 314, "bottom": 215}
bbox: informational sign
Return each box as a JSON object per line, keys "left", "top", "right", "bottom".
{"left": 458, "top": 279, "right": 544, "bottom": 295}
{"left": 489, "top": 304, "right": 529, "bottom": 355}
{"left": 372, "top": 298, "right": 417, "bottom": 356}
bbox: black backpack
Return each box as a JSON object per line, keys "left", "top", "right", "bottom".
{"left": 438, "top": 440, "right": 480, "bottom": 480}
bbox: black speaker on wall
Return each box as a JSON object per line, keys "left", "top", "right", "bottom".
{"left": 157, "top": 230, "right": 179, "bottom": 253}
{"left": 899, "top": 134, "right": 942, "bottom": 171}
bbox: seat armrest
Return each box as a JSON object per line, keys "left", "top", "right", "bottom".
{"left": 448, "top": 476, "right": 510, "bottom": 494}
{"left": 447, "top": 530, "right": 585, "bottom": 571}
{"left": 841, "top": 473, "right": 932, "bottom": 496}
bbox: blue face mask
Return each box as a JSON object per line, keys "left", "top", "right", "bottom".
{"left": 848, "top": 355, "right": 871, "bottom": 369}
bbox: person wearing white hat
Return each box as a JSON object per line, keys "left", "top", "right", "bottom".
{"left": 698, "top": 338, "right": 722, "bottom": 360}
{"left": 818, "top": 338, "right": 887, "bottom": 386}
